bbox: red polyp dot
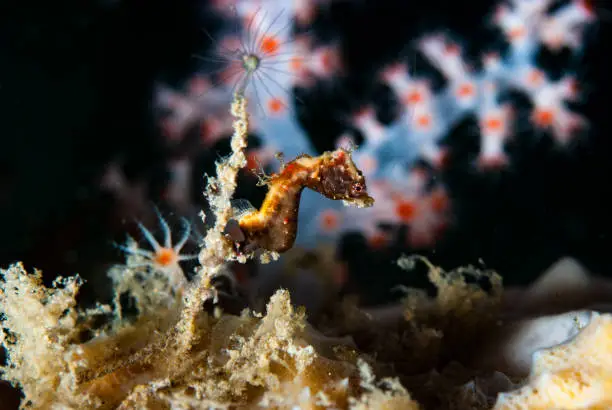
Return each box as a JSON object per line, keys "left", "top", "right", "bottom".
{"left": 404, "top": 91, "right": 422, "bottom": 105}
{"left": 445, "top": 43, "right": 459, "bottom": 55}
{"left": 417, "top": 114, "right": 431, "bottom": 128}
{"left": 527, "top": 69, "right": 544, "bottom": 86}
{"left": 268, "top": 98, "right": 285, "bottom": 114}
{"left": 509, "top": 26, "right": 526, "bottom": 40}
{"left": 261, "top": 36, "right": 280, "bottom": 55}
{"left": 485, "top": 117, "right": 503, "bottom": 131}
{"left": 290, "top": 56, "right": 304, "bottom": 72}
{"left": 320, "top": 211, "right": 339, "bottom": 231}
{"left": 457, "top": 83, "right": 474, "bottom": 98}
{"left": 396, "top": 200, "right": 417, "bottom": 223}
{"left": 155, "top": 248, "right": 177, "bottom": 266}
{"left": 533, "top": 109, "right": 555, "bottom": 127}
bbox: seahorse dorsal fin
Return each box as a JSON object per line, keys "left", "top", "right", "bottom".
{"left": 231, "top": 199, "right": 257, "bottom": 220}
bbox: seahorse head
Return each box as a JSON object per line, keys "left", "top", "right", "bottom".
{"left": 310, "top": 148, "right": 375, "bottom": 208}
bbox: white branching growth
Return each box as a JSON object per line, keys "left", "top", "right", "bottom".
{"left": 176, "top": 93, "right": 250, "bottom": 350}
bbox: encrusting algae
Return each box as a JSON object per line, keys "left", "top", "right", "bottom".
{"left": 4, "top": 255, "right": 612, "bottom": 409}
{"left": 0, "top": 262, "right": 421, "bottom": 409}
{"left": 3, "top": 91, "right": 612, "bottom": 410}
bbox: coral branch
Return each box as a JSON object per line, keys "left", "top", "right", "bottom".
{"left": 176, "top": 93, "right": 250, "bottom": 352}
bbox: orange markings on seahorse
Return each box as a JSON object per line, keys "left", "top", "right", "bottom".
{"left": 231, "top": 148, "right": 374, "bottom": 254}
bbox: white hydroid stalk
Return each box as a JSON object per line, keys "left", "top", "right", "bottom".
{"left": 176, "top": 92, "right": 249, "bottom": 351}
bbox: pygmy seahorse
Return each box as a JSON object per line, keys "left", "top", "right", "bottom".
{"left": 228, "top": 147, "right": 374, "bottom": 254}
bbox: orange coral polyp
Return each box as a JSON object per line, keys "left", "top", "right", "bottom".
{"left": 261, "top": 36, "right": 280, "bottom": 55}
{"left": 155, "top": 248, "right": 178, "bottom": 267}
{"left": 396, "top": 200, "right": 417, "bottom": 223}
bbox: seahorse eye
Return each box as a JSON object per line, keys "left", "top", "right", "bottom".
{"left": 351, "top": 183, "right": 363, "bottom": 195}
